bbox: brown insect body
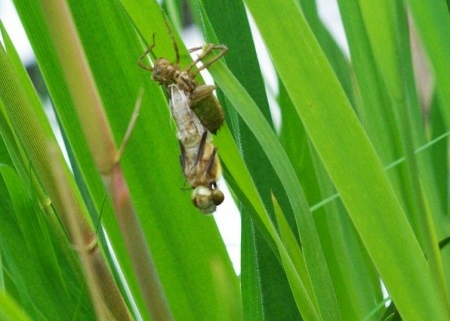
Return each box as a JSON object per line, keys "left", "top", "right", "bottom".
{"left": 169, "top": 85, "right": 224, "bottom": 213}
{"left": 179, "top": 132, "right": 224, "bottom": 212}
{"left": 151, "top": 59, "right": 195, "bottom": 91}
{"left": 179, "top": 131, "right": 220, "bottom": 189}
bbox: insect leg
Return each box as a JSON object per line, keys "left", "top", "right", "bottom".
{"left": 194, "top": 131, "right": 208, "bottom": 166}
{"left": 178, "top": 140, "right": 187, "bottom": 170}
{"left": 205, "top": 148, "right": 217, "bottom": 175}
{"left": 186, "top": 44, "right": 228, "bottom": 76}
{"left": 138, "top": 33, "right": 157, "bottom": 71}
{"left": 162, "top": 12, "right": 180, "bottom": 65}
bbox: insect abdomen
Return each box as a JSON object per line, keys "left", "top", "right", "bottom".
{"left": 190, "top": 85, "right": 225, "bottom": 134}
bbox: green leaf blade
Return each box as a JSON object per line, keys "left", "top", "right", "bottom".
{"left": 243, "top": 0, "right": 449, "bottom": 319}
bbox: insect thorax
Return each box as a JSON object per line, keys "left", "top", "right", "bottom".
{"left": 152, "top": 59, "right": 196, "bottom": 92}
{"left": 176, "top": 71, "right": 197, "bottom": 93}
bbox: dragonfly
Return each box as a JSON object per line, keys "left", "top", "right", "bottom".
{"left": 169, "top": 84, "right": 224, "bottom": 213}
{"left": 138, "top": 17, "right": 228, "bottom": 134}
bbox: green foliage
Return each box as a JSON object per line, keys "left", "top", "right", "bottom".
{"left": 0, "top": 0, "right": 449, "bottom": 320}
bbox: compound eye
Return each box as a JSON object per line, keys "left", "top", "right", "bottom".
{"left": 191, "top": 186, "right": 216, "bottom": 214}
{"left": 211, "top": 189, "right": 224, "bottom": 206}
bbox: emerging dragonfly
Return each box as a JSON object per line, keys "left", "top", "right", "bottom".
{"left": 169, "top": 84, "right": 224, "bottom": 213}
{"left": 138, "top": 17, "right": 228, "bottom": 134}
